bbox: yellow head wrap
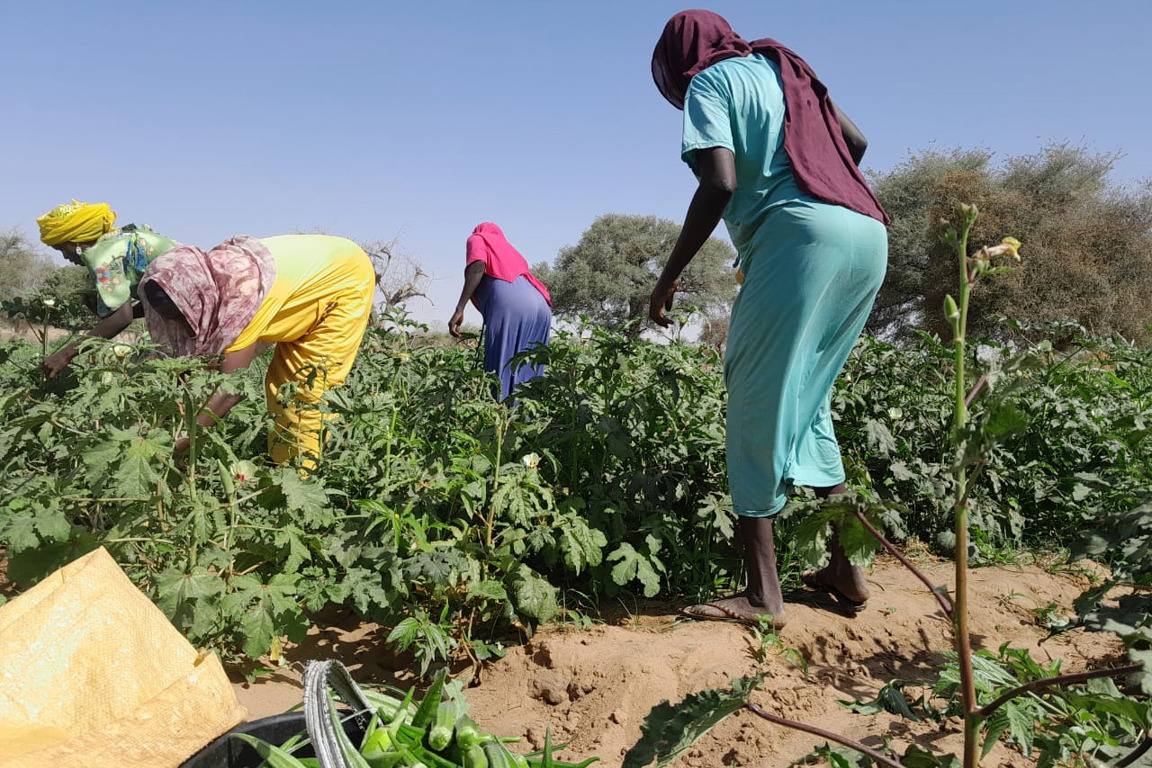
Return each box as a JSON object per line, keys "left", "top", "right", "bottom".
{"left": 36, "top": 200, "right": 117, "bottom": 247}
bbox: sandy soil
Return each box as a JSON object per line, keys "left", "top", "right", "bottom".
{"left": 230, "top": 556, "right": 1123, "bottom": 767}
{"left": 0, "top": 318, "right": 71, "bottom": 344}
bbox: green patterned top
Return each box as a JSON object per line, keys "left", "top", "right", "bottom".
{"left": 80, "top": 224, "right": 180, "bottom": 316}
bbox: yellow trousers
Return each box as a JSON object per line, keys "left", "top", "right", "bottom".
{"left": 264, "top": 256, "right": 374, "bottom": 465}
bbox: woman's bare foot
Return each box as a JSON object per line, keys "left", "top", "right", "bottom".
{"left": 681, "top": 595, "right": 788, "bottom": 629}
{"left": 801, "top": 565, "right": 870, "bottom": 612}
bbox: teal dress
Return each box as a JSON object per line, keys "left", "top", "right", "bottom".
{"left": 682, "top": 54, "right": 888, "bottom": 516}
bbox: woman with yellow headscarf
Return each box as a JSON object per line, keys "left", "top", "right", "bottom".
{"left": 35, "top": 200, "right": 180, "bottom": 377}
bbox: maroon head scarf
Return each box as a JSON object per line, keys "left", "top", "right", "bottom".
{"left": 652, "top": 9, "right": 890, "bottom": 225}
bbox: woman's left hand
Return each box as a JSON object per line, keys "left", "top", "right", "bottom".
{"left": 649, "top": 276, "right": 681, "bottom": 327}
{"left": 448, "top": 308, "right": 465, "bottom": 337}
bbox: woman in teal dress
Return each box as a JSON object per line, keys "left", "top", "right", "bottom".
{"left": 649, "top": 10, "right": 890, "bottom": 628}
{"left": 36, "top": 200, "right": 180, "bottom": 377}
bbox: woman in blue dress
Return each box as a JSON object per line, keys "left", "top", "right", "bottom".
{"left": 449, "top": 223, "right": 552, "bottom": 400}
{"left": 650, "top": 10, "right": 890, "bottom": 628}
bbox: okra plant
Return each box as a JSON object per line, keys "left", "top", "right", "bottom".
{"left": 623, "top": 205, "right": 1152, "bottom": 768}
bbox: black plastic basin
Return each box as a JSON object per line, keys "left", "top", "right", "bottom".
{"left": 181, "top": 712, "right": 366, "bottom": 768}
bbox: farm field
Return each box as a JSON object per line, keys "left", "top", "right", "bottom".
{"left": 229, "top": 557, "right": 1121, "bottom": 768}
{"left": 1, "top": 311, "right": 1151, "bottom": 767}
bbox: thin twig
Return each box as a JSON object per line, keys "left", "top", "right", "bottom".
{"left": 234, "top": 561, "right": 266, "bottom": 577}
{"left": 853, "top": 509, "right": 953, "bottom": 616}
{"left": 745, "top": 703, "right": 905, "bottom": 768}
{"left": 217, "top": 487, "right": 270, "bottom": 508}
{"left": 976, "top": 663, "right": 1144, "bottom": 718}
{"left": 964, "top": 374, "right": 989, "bottom": 409}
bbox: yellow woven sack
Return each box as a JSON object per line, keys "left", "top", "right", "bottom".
{"left": 0, "top": 547, "right": 248, "bottom": 767}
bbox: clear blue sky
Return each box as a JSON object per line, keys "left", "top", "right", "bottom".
{"left": 3, "top": 0, "right": 1149, "bottom": 328}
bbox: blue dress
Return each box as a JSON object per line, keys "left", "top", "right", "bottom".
{"left": 472, "top": 274, "right": 552, "bottom": 400}
{"left": 683, "top": 54, "right": 888, "bottom": 516}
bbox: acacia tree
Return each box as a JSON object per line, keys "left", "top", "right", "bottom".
{"left": 0, "top": 229, "right": 52, "bottom": 301}
{"left": 359, "top": 238, "right": 430, "bottom": 316}
{"left": 870, "top": 144, "right": 1152, "bottom": 345}
{"left": 534, "top": 213, "right": 737, "bottom": 338}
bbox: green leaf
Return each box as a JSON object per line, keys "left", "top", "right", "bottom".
{"left": 621, "top": 675, "right": 761, "bottom": 768}
{"left": 263, "top": 468, "right": 331, "bottom": 517}
{"left": 0, "top": 501, "right": 72, "bottom": 551}
{"left": 219, "top": 572, "right": 304, "bottom": 658}
{"left": 837, "top": 511, "right": 882, "bottom": 567}
{"left": 0, "top": 505, "right": 41, "bottom": 551}
{"left": 113, "top": 430, "right": 170, "bottom": 497}
{"left": 606, "top": 543, "right": 661, "bottom": 598}
{"left": 903, "top": 745, "right": 961, "bottom": 768}
{"left": 231, "top": 733, "right": 310, "bottom": 768}
{"left": 841, "top": 682, "right": 919, "bottom": 721}
{"left": 877, "top": 683, "right": 920, "bottom": 721}
{"left": 837, "top": 697, "right": 883, "bottom": 715}
{"left": 513, "top": 565, "right": 558, "bottom": 623}
{"left": 82, "top": 437, "right": 121, "bottom": 488}
{"left": 1127, "top": 649, "right": 1152, "bottom": 695}
{"left": 273, "top": 526, "right": 313, "bottom": 573}
{"left": 1005, "top": 700, "right": 1035, "bottom": 755}
{"left": 1084, "top": 676, "right": 1123, "bottom": 698}
{"left": 410, "top": 667, "right": 447, "bottom": 730}
{"left": 558, "top": 518, "right": 607, "bottom": 574}
{"left": 471, "top": 579, "right": 509, "bottom": 602}
{"left": 155, "top": 566, "right": 226, "bottom": 637}
{"left": 6, "top": 534, "right": 98, "bottom": 586}
{"left": 889, "top": 461, "right": 916, "bottom": 481}
{"left": 789, "top": 510, "right": 834, "bottom": 569}
{"left": 864, "top": 419, "right": 897, "bottom": 457}
{"left": 982, "top": 709, "right": 1009, "bottom": 759}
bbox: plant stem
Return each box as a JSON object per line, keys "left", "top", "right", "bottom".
{"left": 384, "top": 405, "right": 398, "bottom": 486}
{"left": 745, "top": 703, "right": 905, "bottom": 768}
{"left": 486, "top": 407, "right": 505, "bottom": 548}
{"left": 218, "top": 487, "right": 269, "bottom": 508}
{"left": 975, "top": 663, "right": 1144, "bottom": 718}
{"left": 1116, "top": 731, "right": 1152, "bottom": 768}
{"left": 953, "top": 217, "right": 979, "bottom": 768}
{"left": 853, "top": 509, "right": 952, "bottom": 616}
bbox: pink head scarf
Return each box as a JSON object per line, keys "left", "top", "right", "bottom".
{"left": 466, "top": 223, "right": 552, "bottom": 306}
{"left": 140, "top": 235, "right": 276, "bottom": 357}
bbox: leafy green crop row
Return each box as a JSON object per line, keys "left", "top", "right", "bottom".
{"left": 0, "top": 313, "right": 1148, "bottom": 666}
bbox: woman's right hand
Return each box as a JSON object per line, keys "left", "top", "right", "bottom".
{"left": 448, "top": 308, "right": 465, "bottom": 337}
{"left": 649, "top": 276, "right": 681, "bottom": 328}
{"left": 42, "top": 346, "right": 77, "bottom": 379}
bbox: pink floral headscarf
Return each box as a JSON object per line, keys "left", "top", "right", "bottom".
{"left": 140, "top": 235, "right": 276, "bottom": 357}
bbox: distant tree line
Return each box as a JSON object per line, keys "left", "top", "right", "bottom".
{"left": 7, "top": 143, "right": 1152, "bottom": 347}
{"left": 869, "top": 143, "right": 1152, "bottom": 345}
